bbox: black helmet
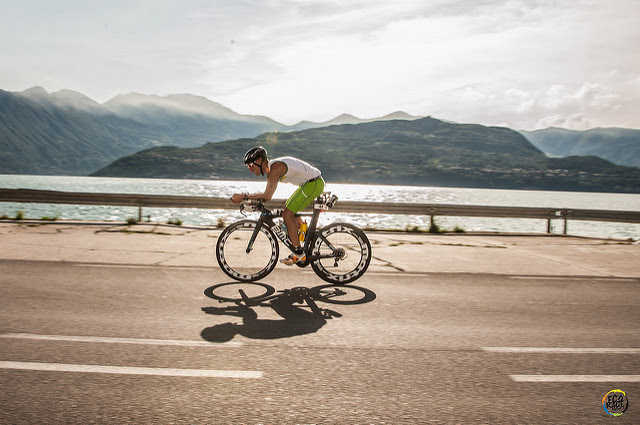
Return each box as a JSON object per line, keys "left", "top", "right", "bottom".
{"left": 243, "top": 146, "right": 268, "bottom": 164}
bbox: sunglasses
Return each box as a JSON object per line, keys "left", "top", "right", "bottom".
{"left": 247, "top": 160, "right": 262, "bottom": 170}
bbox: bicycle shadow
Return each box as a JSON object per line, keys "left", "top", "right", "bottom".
{"left": 200, "top": 299, "right": 329, "bottom": 342}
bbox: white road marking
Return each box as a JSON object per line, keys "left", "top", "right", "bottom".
{"left": 511, "top": 375, "right": 640, "bottom": 383}
{"left": 509, "top": 276, "right": 637, "bottom": 282}
{"left": 510, "top": 276, "right": 583, "bottom": 280}
{"left": 482, "top": 347, "right": 640, "bottom": 354}
{"left": 0, "top": 361, "right": 262, "bottom": 379}
{"left": 0, "top": 333, "right": 243, "bottom": 347}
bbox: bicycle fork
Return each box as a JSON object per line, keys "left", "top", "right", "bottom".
{"left": 244, "top": 215, "right": 273, "bottom": 254}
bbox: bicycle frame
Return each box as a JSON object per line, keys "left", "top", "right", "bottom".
{"left": 241, "top": 194, "right": 340, "bottom": 266}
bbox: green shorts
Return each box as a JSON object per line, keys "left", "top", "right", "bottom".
{"left": 284, "top": 177, "right": 325, "bottom": 213}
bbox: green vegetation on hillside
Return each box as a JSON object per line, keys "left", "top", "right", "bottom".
{"left": 92, "top": 117, "right": 640, "bottom": 193}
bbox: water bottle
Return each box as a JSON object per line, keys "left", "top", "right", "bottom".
{"left": 299, "top": 220, "right": 308, "bottom": 242}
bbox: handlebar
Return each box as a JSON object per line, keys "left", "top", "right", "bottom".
{"left": 236, "top": 192, "right": 338, "bottom": 215}
{"left": 239, "top": 199, "right": 268, "bottom": 215}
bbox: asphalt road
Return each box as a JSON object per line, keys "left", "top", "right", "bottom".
{"left": 1, "top": 259, "right": 639, "bottom": 424}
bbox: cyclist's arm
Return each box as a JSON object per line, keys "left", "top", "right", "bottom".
{"left": 231, "top": 162, "right": 285, "bottom": 203}
{"left": 257, "top": 162, "right": 286, "bottom": 201}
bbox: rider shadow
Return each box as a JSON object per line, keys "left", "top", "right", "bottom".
{"left": 200, "top": 297, "right": 331, "bottom": 342}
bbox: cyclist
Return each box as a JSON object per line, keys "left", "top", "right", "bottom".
{"left": 231, "top": 146, "right": 325, "bottom": 265}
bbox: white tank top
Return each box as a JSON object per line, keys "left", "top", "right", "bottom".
{"left": 269, "top": 156, "right": 321, "bottom": 186}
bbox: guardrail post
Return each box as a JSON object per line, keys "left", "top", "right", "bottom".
{"left": 428, "top": 207, "right": 437, "bottom": 232}
{"left": 138, "top": 205, "right": 143, "bottom": 222}
{"left": 563, "top": 209, "right": 571, "bottom": 235}
{"left": 550, "top": 210, "right": 565, "bottom": 234}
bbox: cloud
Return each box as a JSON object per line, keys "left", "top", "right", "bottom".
{"left": 1, "top": 0, "right": 639, "bottom": 129}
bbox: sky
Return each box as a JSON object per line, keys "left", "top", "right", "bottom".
{"left": 1, "top": 0, "right": 639, "bottom": 130}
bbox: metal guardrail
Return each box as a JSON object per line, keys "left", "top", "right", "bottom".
{"left": 2, "top": 188, "right": 640, "bottom": 233}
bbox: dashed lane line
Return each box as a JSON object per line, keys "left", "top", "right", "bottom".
{"left": 482, "top": 347, "right": 640, "bottom": 354}
{"left": 483, "top": 347, "right": 640, "bottom": 383}
{"left": 509, "top": 276, "right": 638, "bottom": 282}
{"left": 511, "top": 375, "right": 640, "bottom": 383}
{"left": 1, "top": 334, "right": 258, "bottom": 378}
{"left": 0, "top": 333, "right": 243, "bottom": 347}
{"left": 0, "top": 361, "right": 262, "bottom": 379}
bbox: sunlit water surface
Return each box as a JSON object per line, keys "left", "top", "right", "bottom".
{"left": 1, "top": 175, "right": 639, "bottom": 240}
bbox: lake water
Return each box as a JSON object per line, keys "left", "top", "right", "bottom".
{"left": 1, "top": 174, "right": 640, "bottom": 240}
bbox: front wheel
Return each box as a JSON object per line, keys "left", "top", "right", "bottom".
{"left": 216, "top": 220, "right": 279, "bottom": 282}
{"left": 309, "top": 223, "right": 372, "bottom": 284}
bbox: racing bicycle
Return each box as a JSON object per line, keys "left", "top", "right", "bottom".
{"left": 215, "top": 193, "right": 372, "bottom": 283}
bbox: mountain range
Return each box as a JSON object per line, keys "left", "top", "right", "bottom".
{"left": 2, "top": 87, "right": 639, "bottom": 192}
{"left": 0, "top": 87, "right": 420, "bottom": 175}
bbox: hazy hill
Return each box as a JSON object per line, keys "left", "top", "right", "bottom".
{"left": 0, "top": 87, "right": 421, "bottom": 175}
{"left": 103, "top": 92, "right": 283, "bottom": 143}
{"left": 520, "top": 127, "right": 640, "bottom": 168}
{"left": 19, "top": 86, "right": 106, "bottom": 113}
{"left": 285, "top": 111, "right": 422, "bottom": 132}
{"left": 0, "top": 87, "right": 289, "bottom": 175}
{"left": 92, "top": 117, "right": 640, "bottom": 193}
{"left": 0, "top": 88, "right": 170, "bottom": 175}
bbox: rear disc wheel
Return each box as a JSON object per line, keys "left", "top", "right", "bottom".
{"left": 310, "top": 223, "right": 371, "bottom": 284}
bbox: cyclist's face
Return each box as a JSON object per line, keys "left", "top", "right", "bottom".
{"left": 248, "top": 159, "right": 263, "bottom": 175}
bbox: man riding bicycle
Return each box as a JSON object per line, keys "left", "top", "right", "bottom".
{"left": 231, "top": 146, "right": 325, "bottom": 265}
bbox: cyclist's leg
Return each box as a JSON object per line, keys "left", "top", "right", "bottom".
{"left": 281, "top": 179, "right": 324, "bottom": 262}
{"left": 282, "top": 208, "right": 300, "bottom": 250}
{"left": 285, "top": 178, "right": 325, "bottom": 214}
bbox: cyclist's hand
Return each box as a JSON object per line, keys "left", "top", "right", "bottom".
{"left": 230, "top": 193, "right": 244, "bottom": 204}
